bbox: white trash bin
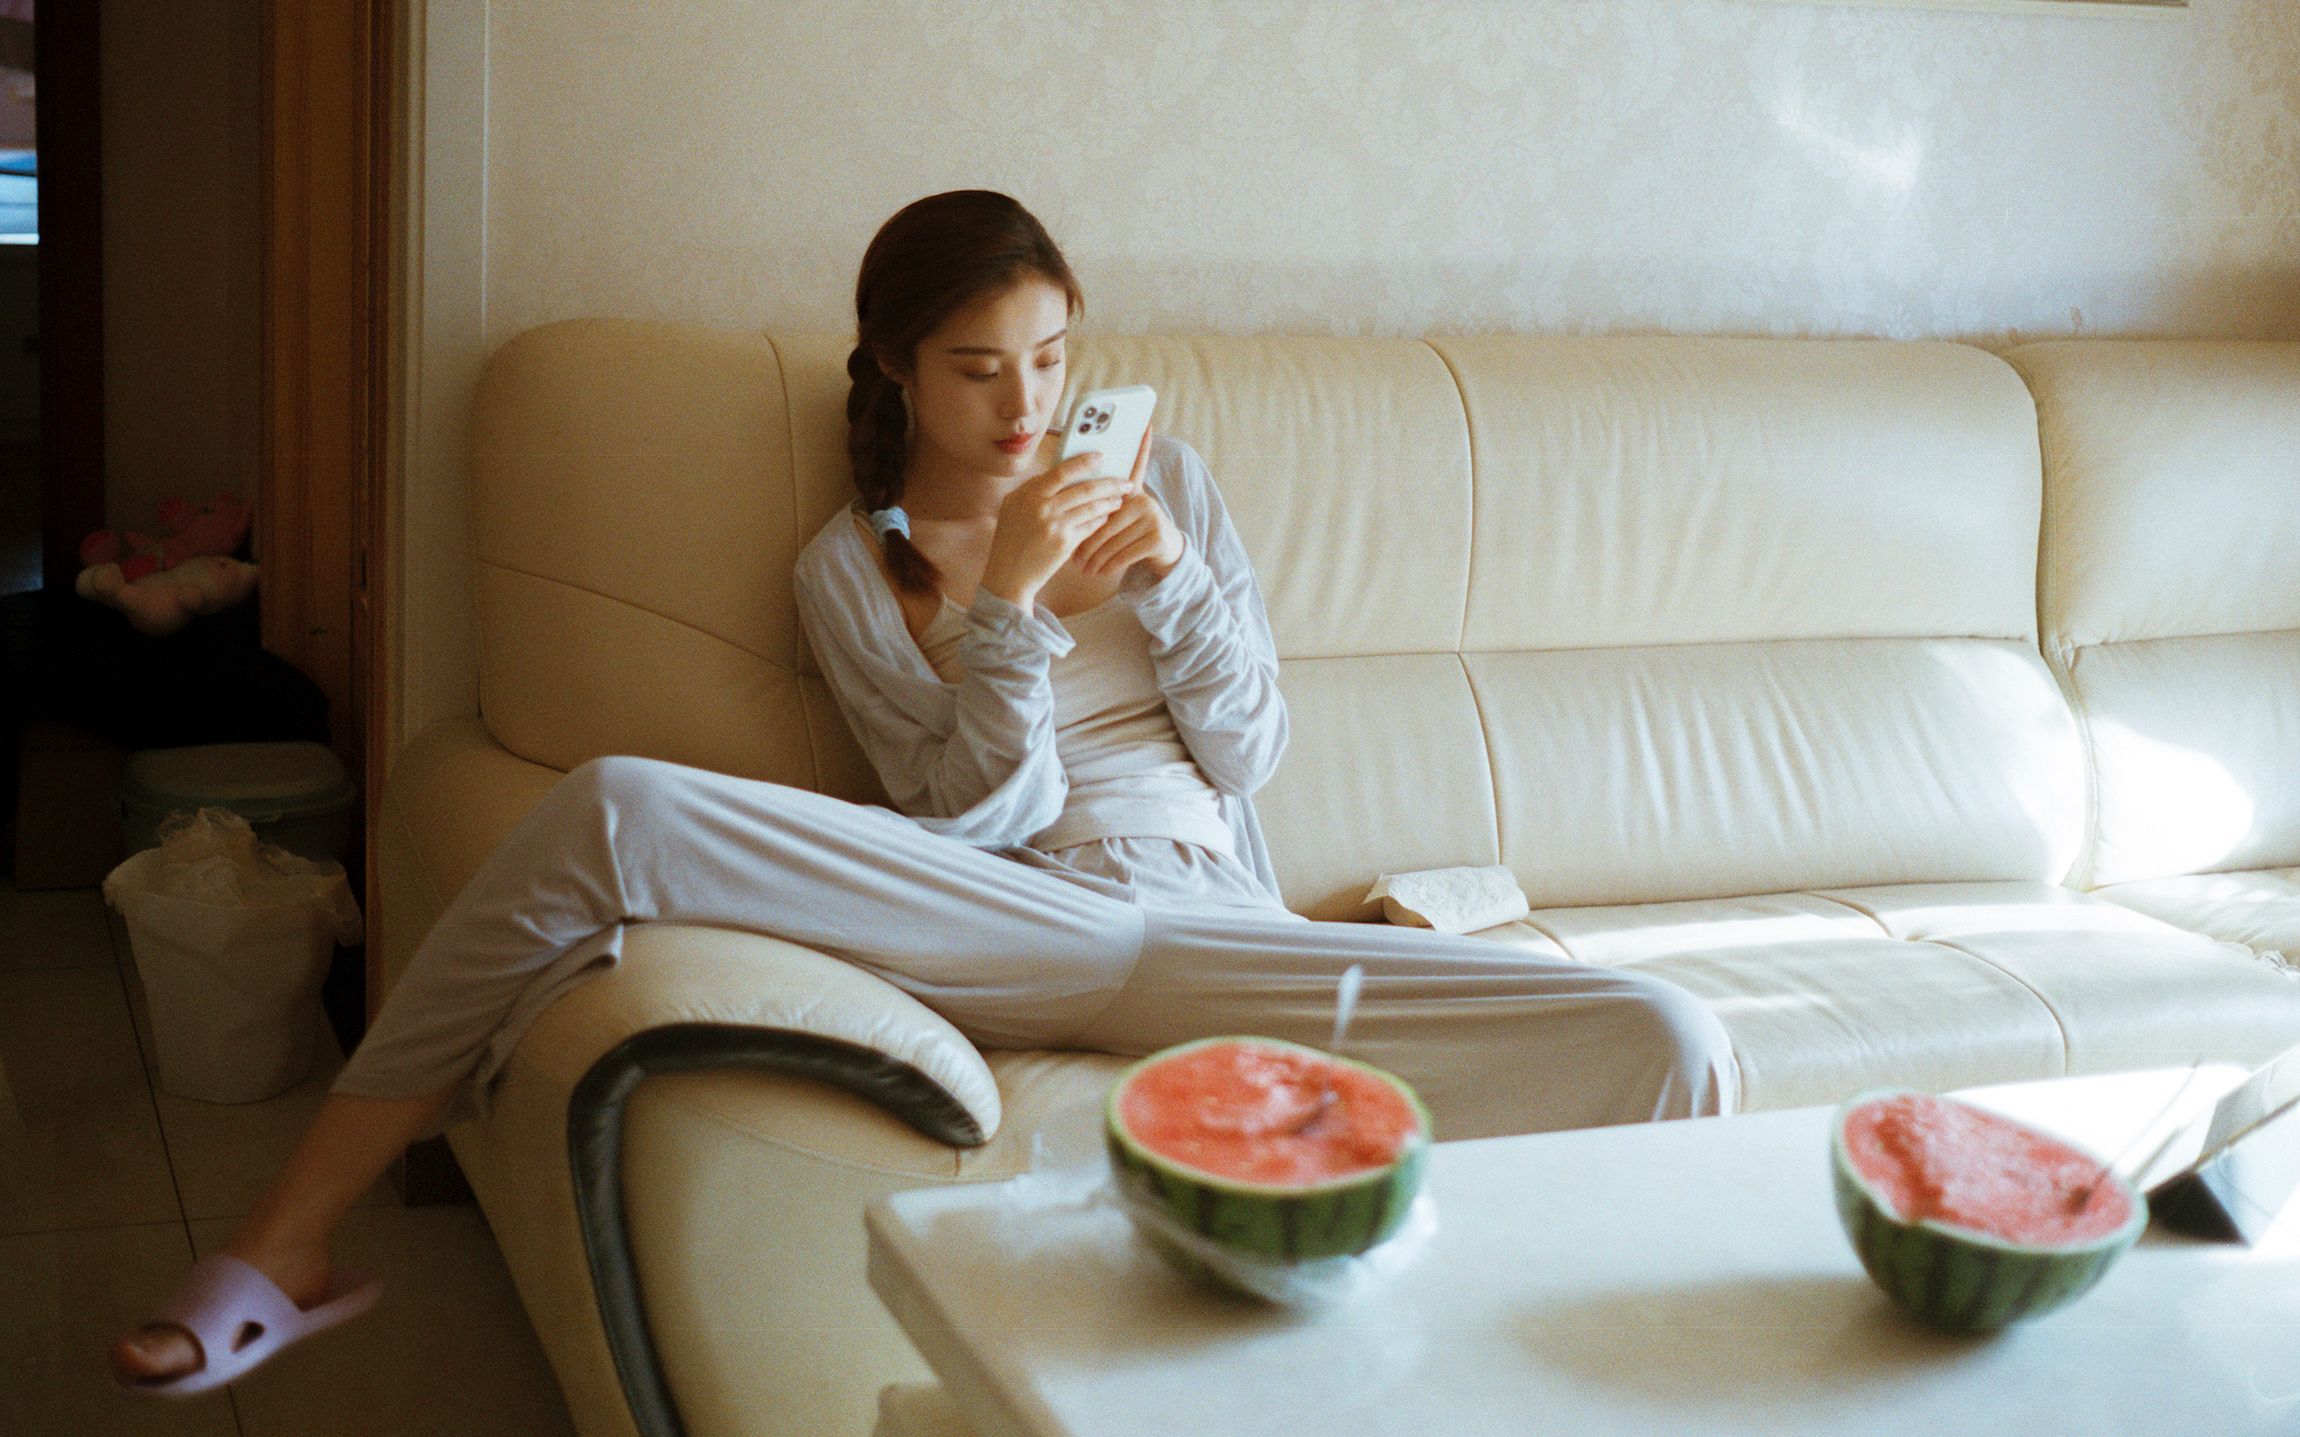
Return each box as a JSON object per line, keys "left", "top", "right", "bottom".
{"left": 103, "top": 807, "right": 365, "bottom": 1103}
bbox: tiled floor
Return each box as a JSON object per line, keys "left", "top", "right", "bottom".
{"left": 0, "top": 877, "right": 578, "bottom": 1436}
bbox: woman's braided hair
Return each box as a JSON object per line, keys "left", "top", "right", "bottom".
{"left": 848, "top": 190, "right": 1082, "bottom": 596}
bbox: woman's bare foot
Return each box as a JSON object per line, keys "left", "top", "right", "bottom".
{"left": 110, "top": 1238, "right": 333, "bottom": 1384}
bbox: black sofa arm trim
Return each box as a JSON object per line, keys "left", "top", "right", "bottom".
{"left": 566, "top": 1022, "right": 991, "bottom": 1437}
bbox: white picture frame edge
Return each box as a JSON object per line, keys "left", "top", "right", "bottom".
{"left": 1746, "top": 0, "right": 2186, "bottom": 16}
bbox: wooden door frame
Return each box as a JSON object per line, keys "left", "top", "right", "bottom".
{"left": 261, "top": 0, "right": 394, "bottom": 1007}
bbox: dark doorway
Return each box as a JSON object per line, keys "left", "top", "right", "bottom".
{"left": 26, "top": 0, "right": 101, "bottom": 593}
{"left": 0, "top": 0, "right": 61, "bottom": 593}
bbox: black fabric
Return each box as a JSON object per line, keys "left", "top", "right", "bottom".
{"left": 5, "top": 583, "right": 328, "bottom": 750}
{"left": 565, "top": 1025, "right": 989, "bottom": 1437}
{"left": 1, "top": 584, "right": 330, "bottom": 883}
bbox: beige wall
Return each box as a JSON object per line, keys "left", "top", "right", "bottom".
{"left": 100, "top": 0, "right": 262, "bottom": 535}
{"left": 397, "top": 0, "right": 2300, "bottom": 751}
{"left": 484, "top": 0, "right": 2300, "bottom": 346}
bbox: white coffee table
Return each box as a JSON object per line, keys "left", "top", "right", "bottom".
{"left": 865, "top": 1066, "right": 2300, "bottom": 1437}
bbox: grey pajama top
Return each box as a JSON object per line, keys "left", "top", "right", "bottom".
{"left": 792, "top": 435, "right": 1290, "bottom": 907}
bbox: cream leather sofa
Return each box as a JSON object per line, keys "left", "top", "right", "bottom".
{"left": 374, "top": 325, "right": 2300, "bottom": 1437}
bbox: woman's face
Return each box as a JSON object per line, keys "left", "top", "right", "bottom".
{"left": 895, "top": 276, "right": 1070, "bottom": 487}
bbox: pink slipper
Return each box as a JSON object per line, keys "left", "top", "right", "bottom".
{"left": 115, "top": 1253, "right": 382, "bottom": 1398}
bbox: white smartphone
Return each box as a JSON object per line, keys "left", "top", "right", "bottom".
{"left": 1058, "top": 384, "right": 1157, "bottom": 484}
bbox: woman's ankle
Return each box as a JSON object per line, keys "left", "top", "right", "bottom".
{"left": 220, "top": 1229, "right": 334, "bottom": 1307}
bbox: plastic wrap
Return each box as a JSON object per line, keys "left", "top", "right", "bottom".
{"left": 1106, "top": 1177, "right": 1438, "bottom": 1309}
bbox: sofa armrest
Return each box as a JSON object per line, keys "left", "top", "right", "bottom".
{"left": 375, "top": 715, "right": 567, "bottom": 999}
{"left": 572, "top": 932, "right": 1004, "bottom": 1437}
{"left": 381, "top": 717, "right": 1009, "bottom": 1437}
{"left": 532, "top": 923, "right": 1005, "bottom": 1147}
{"left": 507, "top": 925, "right": 1004, "bottom": 1437}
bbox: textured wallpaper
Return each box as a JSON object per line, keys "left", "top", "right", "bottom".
{"left": 483, "top": 0, "right": 2300, "bottom": 347}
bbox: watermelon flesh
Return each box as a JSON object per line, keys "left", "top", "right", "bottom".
{"left": 1115, "top": 1040, "right": 1420, "bottom": 1187}
{"left": 1843, "top": 1093, "right": 2134, "bottom": 1245}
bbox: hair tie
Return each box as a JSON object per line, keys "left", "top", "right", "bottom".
{"left": 866, "top": 506, "right": 911, "bottom": 541}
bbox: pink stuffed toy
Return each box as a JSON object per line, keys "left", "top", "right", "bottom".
{"left": 75, "top": 492, "right": 259, "bottom": 634}
{"left": 79, "top": 492, "right": 254, "bottom": 584}
{"left": 75, "top": 553, "right": 261, "bottom": 637}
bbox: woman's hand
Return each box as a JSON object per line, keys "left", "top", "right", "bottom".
{"left": 1075, "top": 425, "right": 1182, "bottom": 582}
{"left": 979, "top": 455, "right": 1130, "bottom": 611}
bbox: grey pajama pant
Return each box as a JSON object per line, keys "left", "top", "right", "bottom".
{"left": 337, "top": 756, "right": 1739, "bottom": 1139}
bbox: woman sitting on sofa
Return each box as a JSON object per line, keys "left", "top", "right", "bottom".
{"left": 113, "top": 189, "right": 1738, "bottom": 1396}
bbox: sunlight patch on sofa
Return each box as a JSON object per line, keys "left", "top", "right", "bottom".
{"left": 2094, "top": 719, "right": 2258, "bottom": 879}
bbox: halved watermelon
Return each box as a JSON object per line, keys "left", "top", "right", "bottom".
{"left": 1105, "top": 1036, "right": 1431, "bottom": 1266}
{"left": 1832, "top": 1090, "right": 2147, "bottom": 1332}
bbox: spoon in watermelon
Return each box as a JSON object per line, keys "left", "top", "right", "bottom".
{"left": 1330, "top": 963, "right": 1365, "bottom": 1055}
{"left": 2067, "top": 1059, "right": 2205, "bottom": 1212}
{"left": 1292, "top": 965, "right": 1366, "bottom": 1136}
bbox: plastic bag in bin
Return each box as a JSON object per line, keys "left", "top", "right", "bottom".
{"left": 103, "top": 808, "right": 364, "bottom": 1102}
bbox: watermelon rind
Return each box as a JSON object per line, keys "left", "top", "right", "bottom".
{"left": 1830, "top": 1088, "right": 2148, "bottom": 1334}
{"left": 1105, "top": 1036, "right": 1432, "bottom": 1266}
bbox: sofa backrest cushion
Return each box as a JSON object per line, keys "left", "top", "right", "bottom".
{"left": 1411, "top": 338, "right": 2077, "bottom": 914}
{"left": 469, "top": 322, "right": 2082, "bottom": 918}
{"left": 2010, "top": 340, "right": 2300, "bottom": 888}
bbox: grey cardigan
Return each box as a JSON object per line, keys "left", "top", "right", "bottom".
{"left": 792, "top": 435, "right": 1289, "bottom": 904}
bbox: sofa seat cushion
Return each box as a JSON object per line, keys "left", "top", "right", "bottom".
{"left": 2095, "top": 868, "right": 2300, "bottom": 969}
{"left": 1495, "top": 883, "right": 2300, "bottom": 1112}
